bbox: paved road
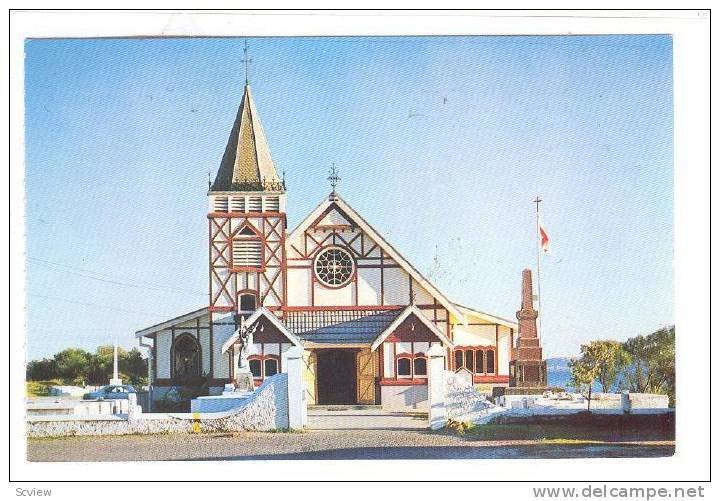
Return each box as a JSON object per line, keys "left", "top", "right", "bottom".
{"left": 27, "top": 430, "right": 674, "bottom": 462}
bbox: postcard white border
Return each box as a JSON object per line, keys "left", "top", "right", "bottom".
{"left": 7, "top": 8, "right": 710, "bottom": 488}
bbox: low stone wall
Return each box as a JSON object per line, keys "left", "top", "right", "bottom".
{"left": 49, "top": 385, "right": 100, "bottom": 397}
{"left": 27, "top": 373, "right": 289, "bottom": 438}
{"left": 628, "top": 393, "right": 669, "bottom": 411}
{"left": 498, "top": 392, "right": 670, "bottom": 414}
{"left": 27, "top": 399, "right": 130, "bottom": 417}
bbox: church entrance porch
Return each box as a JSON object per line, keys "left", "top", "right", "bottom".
{"left": 316, "top": 349, "right": 358, "bottom": 405}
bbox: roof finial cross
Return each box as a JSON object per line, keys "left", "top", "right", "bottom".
{"left": 328, "top": 163, "right": 341, "bottom": 194}
{"left": 533, "top": 195, "right": 542, "bottom": 214}
{"left": 241, "top": 39, "right": 253, "bottom": 85}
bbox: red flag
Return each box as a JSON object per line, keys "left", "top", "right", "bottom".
{"left": 539, "top": 219, "right": 550, "bottom": 253}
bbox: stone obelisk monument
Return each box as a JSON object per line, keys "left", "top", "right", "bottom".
{"left": 509, "top": 268, "right": 547, "bottom": 388}
{"left": 110, "top": 342, "right": 122, "bottom": 386}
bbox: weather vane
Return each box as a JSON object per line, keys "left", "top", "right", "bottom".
{"left": 328, "top": 163, "right": 341, "bottom": 194}
{"left": 241, "top": 39, "right": 253, "bottom": 85}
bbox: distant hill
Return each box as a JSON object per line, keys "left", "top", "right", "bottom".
{"left": 546, "top": 357, "right": 571, "bottom": 371}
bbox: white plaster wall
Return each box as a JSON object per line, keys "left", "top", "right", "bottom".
{"left": 452, "top": 324, "right": 496, "bottom": 346}
{"left": 380, "top": 385, "right": 428, "bottom": 411}
{"left": 264, "top": 343, "right": 280, "bottom": 355}
{"left": 357, "top": 267, "right": 381, "bottom": 305}
{"left": 383, "top": 266, "right": 409, "bottom": 305}
{"left": 286, "top": 267, "right": 311, "bottom": 306}
{"left": 412, "top": 279, "right": 433, "bottom": 304}
{"left": 497, "top": 326, "right": 511, "bottom": 376}
{"left": 212, "top": 313, "right": 235, "bottom": 379}
{"left": 383, "top": 342, "right": 395, "bottom": 377}
{"left": 317, "top": 208, "right": 350, "bottom": 226}
{"left": 280, "top": 343, "right": 291, "bottom": 371}
{"left": 156, "top": 331, "right": 171, "bottom": 379}
{"left": 414, "top": 342, "right": 430, "bottom": 354}
{"left": 314, "top": 281, "right": 353, "bottom": 305}
{"left": 212, "top": 270, "right": 233, "bottom": 308}
{"left": 200, "top": 330, "right": 211, "bottom": 375}
{"left": 418, "top": 308, "right": 436, "bottom": 325}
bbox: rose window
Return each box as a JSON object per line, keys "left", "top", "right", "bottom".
{"left": 314, "top": 247, "right": 355, "bottom": 287}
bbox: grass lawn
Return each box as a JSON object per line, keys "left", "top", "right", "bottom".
{"left": 445, "top": 413, "right": 675, "bottom": 443}
{"left": 460, "top": 423, "right": 670, "bottom": 442}
{"left": 26, "top": 380, "right": 64, "bottom": 397}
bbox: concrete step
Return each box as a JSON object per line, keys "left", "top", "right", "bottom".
{"left": 308, "top": 404, "right": 382, "bottom": 412}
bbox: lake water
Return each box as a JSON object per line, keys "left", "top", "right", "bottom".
{"left": 546, "top": 358, "right": 603, "bottom": 392}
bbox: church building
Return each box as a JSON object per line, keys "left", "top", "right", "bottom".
{"left": 136, "top": 82, "right": 520, "bottom": 411}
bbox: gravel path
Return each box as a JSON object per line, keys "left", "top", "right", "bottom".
{"left": 27, "top": 430, "right": 674, "bottom": 461}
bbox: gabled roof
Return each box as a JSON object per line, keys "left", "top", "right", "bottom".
{"left": 286, "top": 308, "right": 404, "bottom": 346}
{"left": 370, "top": 304, "right": 453, "bottom": 351}
{"left": 135, "top": 307, "right": 208, "bottom": 338}
{"left": 211, "top": 85, "right": 284, "bottom": 192}
{"left": 455, "top": 303, "right": 518, "bottom": 330}
{"left": 290, "top": 193, "right": 466, "bottom": 323}
{"left": 221, "top": 307, "right": 303, "bottom": 353}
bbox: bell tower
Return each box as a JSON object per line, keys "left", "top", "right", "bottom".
{"left": 208, "top": 83, "right": 287, "bottom": 318}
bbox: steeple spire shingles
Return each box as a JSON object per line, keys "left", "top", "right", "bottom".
{"left": 211, "top": 85, "right": 283, "bottom": 192}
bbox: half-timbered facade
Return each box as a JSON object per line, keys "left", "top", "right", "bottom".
{"left": 136, "top": 83, "right": 518, "bottom": 411}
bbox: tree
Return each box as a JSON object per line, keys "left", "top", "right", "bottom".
{"left": 53, "top": 348, "right": 91, "bottom": 385}
{"left": 28, "top": 345, "right": 148, "bottom": 387}
{"left": 120, "top": 347, "right": 148, "bottom": 386}
{"left": 569, "top": 340, "right": 630, "bottom": 411}
{"left": 622, "top": 326, "right": 675, "bottom": 405}
{"left": 87, "top": 345, "right": 115, "bottom": 385}
{"left": 568, "top": 355, "right": 598, "bottom": 412}
{"left": 26, "top": 358, "right": 57, "bottom": 381}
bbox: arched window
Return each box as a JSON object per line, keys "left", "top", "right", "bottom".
{"left": 475, "top": 350, "right": 485, "bottom": 374}
{"left": 413, "top": 357, "right": 427, "bottom": 377}
{"left": 453, "top": 347, "right": 495, "bottom": 375}
{"left": 454, "top": 350, "right": 464, "bottom": 370}
{"left": 248, "top": 358, "right": 262, "bottom": 379}
{"left": 238, "top": 292, "right": 258, "bottom": 319}
{"left": 172, "top": 334, "right": 201, "bottom": 381}
{"left": 246, "top": 355, "right": 279, "bottom": 380}
{"left": 397, "top": 357, "right": 412, "bottom": 377}
{"left": 264, "top": 358, "right": 278, "bottom": 377}
{"left": 464, "top": 350, "right": 475, "bottom": 372}
{"left": 486, "top": 350, "right": 496, "bottom": 374}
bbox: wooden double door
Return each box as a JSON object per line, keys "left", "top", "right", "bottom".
{"left": 315, "top": 349, "right": 376, "bottom": 405}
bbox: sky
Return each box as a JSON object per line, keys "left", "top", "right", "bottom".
{"left": 23, "top": 35, "right": 674, "bottom": 359}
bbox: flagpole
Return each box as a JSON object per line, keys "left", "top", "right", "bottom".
{"left": 534, "top": 196, "right": 542, "bottom": 338}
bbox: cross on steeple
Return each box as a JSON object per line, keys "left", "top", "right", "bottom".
{"left": 533, "top": 195, "right": 542, "bottom": 214}
{"left": 241, "top": 39, "right": 253, "bottom": 85}
{"left": 328, "top": 163, "right": 341, "bottom": 194}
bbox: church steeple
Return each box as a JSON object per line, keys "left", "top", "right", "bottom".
{"left": 211, "top": 84, "right": 284, "bottom": 192}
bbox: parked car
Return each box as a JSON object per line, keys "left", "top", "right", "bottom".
{"left": 82, "top": 385, "right": 137, "bottom": 401}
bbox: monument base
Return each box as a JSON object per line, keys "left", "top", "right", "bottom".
{"left": 509, "top": 359, "right": 548, "bottom": 387}
{"left": 233, "top": 371, "right": 255, "bottom": 393}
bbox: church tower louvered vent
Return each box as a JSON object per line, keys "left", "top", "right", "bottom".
{"left": 232, "top": 238, "right": 263, "bottom": 269}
